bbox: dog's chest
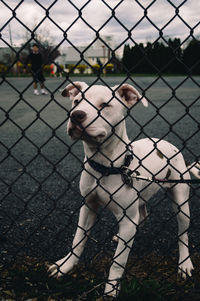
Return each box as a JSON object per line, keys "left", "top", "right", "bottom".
{"left": 80, "top": 169, "right": 140, "bottom": 205}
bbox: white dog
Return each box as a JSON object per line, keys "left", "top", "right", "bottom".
{"left": 49, "top": 81, "right": 200, "bottom": 297}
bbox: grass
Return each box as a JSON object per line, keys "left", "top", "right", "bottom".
{"left": 1, "top": 252, "right": 200, "bottom": 300}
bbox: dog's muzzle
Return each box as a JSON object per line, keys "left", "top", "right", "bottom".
{"left": 68, "top": 110, "right": 106, "bottom": 142}
{"left": 68, "top": 110, "right": 87, "bottom": 138}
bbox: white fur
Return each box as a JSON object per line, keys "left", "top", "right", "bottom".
{"left": 49, "top": 82, "right": 198, "bottom": 297}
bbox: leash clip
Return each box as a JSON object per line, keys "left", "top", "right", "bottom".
{"left": 120, "top": 166, "right": 134, "bottom": 187}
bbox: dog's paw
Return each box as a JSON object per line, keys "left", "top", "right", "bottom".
{"left": 178, "top": 258, "right": 194, "bottom": 278}
{"left": 48, "top": 254, "right": 76, "bottom": 278}
{"left": 104, "top": 280, "right": 120, "bottom": 298}
{"left": 48, "top": 263, "right": 62, "bottom": 278}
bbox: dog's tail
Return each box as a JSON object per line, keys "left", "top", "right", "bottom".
{"left": 187, "top": 162, "right": 200, "bottom": 179}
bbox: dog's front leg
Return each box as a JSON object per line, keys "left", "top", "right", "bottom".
{"left": 104, "top": 212, "right": 139, "bottom": 297}
{"left": 49, "top": 202, "right": 97, "bottom": 278}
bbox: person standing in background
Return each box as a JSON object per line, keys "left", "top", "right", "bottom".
{"left": 25, "top": 44, "right": 48, "bottom": 95}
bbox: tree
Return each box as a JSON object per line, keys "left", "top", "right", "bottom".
{"left": 40, "top": 46, "right": 60, "bottom": 65}
{"left": 122, "top": 44, "right": 132, "bottom": 72}
{"left": 167, "top": 38, "right": 183, "bottom": 73}
{"left": 183, "top": 39, "right": 200, "bottom": 74}
{"left": 122, "top": 38, "right": 200, "bottom": 75}
{"left": 20, "top": 24, "right": 60, "bottom": 65}
{"left": 150, "top": 41, "right": 170, "bottom": 72}
{"left": 131, "top": 43, "right": 146, "bottom": 73}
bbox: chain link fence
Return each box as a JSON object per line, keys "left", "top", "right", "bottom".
{"left": 1, "top": 0, "right": 200, "bottom": 300}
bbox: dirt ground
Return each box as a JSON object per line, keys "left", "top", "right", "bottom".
{"left": 0, "top": 75, "right": 200, "bottom": 299}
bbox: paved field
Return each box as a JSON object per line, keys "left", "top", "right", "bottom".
{"left": 0, "top": 76, "right": 200, "bottom": 266}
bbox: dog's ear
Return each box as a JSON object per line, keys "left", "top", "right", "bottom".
{"left": 115, "top": 84, "right": 148, "bottom": 107}
{"left": 62, "top": 82, "right": 88, "bottom": 100}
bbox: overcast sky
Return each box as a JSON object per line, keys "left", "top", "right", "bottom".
{"left": 0, "top": 0, "right": 200, "bottom": 51}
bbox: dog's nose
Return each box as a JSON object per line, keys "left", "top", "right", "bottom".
{"left": 71, "top": 110, "right": 87, "bottom": 124}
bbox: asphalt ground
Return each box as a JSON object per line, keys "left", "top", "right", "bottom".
{"left": 0, "top": 76, "right": 200, "bottom": 271}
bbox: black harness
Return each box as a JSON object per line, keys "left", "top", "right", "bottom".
{"left": 87, "top": 146, "right": 135, "bottom": 186}
{"left": 87, "top": 146, "right": 200, "bottom": 186}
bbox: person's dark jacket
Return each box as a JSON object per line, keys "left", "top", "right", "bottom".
{"left": 25, "top": 52, "right": 43, "bottom": 71}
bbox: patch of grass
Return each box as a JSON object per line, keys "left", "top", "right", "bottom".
{"left": 1, "top": 252, "right": 200, "bottom": 300}
{"left": 0, "top": 256, "right": 104, "bottom": 300}
{"left": 119, "top": 277, "right": 172, "bottom": 301}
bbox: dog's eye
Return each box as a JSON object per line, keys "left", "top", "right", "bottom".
{"left": 99, "top": 102, "right": 110, "bottom": 109}
{"left": 74, "top": 99, "right": 80, "bottom": 105}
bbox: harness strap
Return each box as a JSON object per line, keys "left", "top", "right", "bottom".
{"left": 87, "top": 146, "right": 134, "bottom": 177}
{"left": 87, "top": 148, "right": 200, "bottom": 185}
{"left": 87, "top": 159, "right": 122, "bottom": 176}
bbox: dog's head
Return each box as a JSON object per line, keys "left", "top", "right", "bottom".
{"left": 62, "top": 81, "right": 148, "bottom": 144}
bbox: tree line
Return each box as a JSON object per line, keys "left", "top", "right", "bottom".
{"left": 121, "top": 38, "right": 200, "bottom": 75}
{"left": 1, "top": 35, "right": 200, "bottom": 76}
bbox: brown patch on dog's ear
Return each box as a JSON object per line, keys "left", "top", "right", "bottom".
{"left": 135, "top": 170, "right": 141, "bottom": 176}
{"left": 115, "top": 84, "right": 148, "bottom": 107}
{"left": 166, "top": 169, "right": 171, "bottom": 179}
{"left": 157, "top": 150, "right": 164, "bottom": 159}
{"left": 61, "top": 89, "right": 69, "bottom": 97}
{"left": 61, "top": 81, "right": 88, "bottom": 100}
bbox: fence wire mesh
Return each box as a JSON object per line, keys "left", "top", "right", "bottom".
{"left": 0, "top": 0, "right": 200, "bottom": 300}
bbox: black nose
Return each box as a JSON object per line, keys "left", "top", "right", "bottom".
{"left": 71, "top": 110, "right": 87, "bottom": 124}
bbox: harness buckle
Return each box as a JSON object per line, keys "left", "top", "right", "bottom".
{"left": 120, "top": 166, "right": 133, "bottom": 187}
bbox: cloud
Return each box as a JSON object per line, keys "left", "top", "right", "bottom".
{"left": 0, "top": 0, "right": 200, "bottom": 49}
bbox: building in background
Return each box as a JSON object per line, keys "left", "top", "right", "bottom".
{"left": 56, "top": 36, "right": 122, "bottom": 74}
{"left": 0, "top": 35, "right": 122, "bottom": 75}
